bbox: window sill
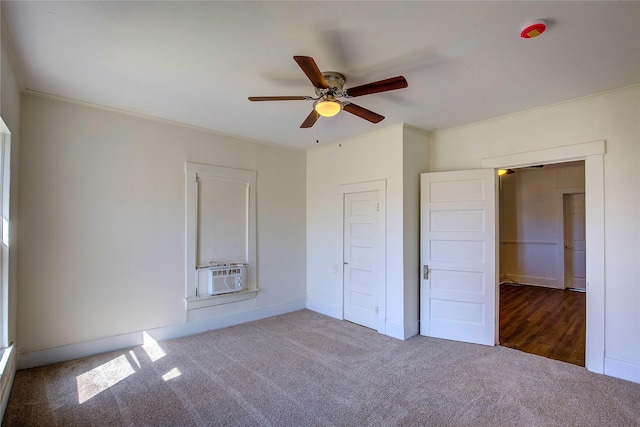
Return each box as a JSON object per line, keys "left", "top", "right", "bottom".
{"left": 184, "top": 289, "right": 258, "bottom": 310}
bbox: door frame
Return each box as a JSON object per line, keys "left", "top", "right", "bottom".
{"left": 482, "top": 140, "right": 605, "bottom": 374}
{"left": 338, "top": 180, "right": 387, "bottom": 334}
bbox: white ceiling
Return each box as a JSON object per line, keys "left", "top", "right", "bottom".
{"left": 3, "top": 1, "right": 640, "bottom": 149}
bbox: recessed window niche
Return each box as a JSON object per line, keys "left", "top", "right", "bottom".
{"left": 184, "top": 162, "right": 257, "bottom": 310}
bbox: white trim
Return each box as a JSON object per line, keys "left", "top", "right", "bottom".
{"left": 305, "top": 299, "right": 342, "bottom": 319}
{"left": 604, "top": 357, "right": 640, "bottom": 384}
{"left": 185, "top": 169, "right": 198, "bottom": 300}
{"left": 482, "top": 140, "right": 605, "bottom": 169}
{"left": 17, "top": 299, "right": 306, "bottom": 370}
{"left": 385, "top": 321, "right": 418, "bottom": 340}
{"left": 555, "top": 186, "right": 585, "bottom": 195}
{"left": 500, "top": 274, "right": 559, "bottom": 288}
{"left": 584, "top": 154, "right": 605, "bottom": 374}
{"left": 385, "top": 322, "right": 404, "bottom": 340}
{"left": 483, "top": 141, "right": 606, "bottom": 375}
{"left": 184, "top": 290, "right": 258, "bottom": 310}
{"left": 0, "top": 345, "right": 15, "bottom": 421}
{"left": 185, "top": 162, "right": 256, "bottom": 182}
{"left": 500, "top": 240, "right": 557, "bottom": 245}
{"left": 337, "top": 179, "right": 387, "bottom": 194}
{"left": 0, "top": 120, "right": 9, "bottom": 348}
{"left": 376, "top": 192, "right": 386, "bottom": 334}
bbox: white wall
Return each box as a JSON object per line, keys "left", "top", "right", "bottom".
{"left": 306, "top": 123, "right": 429, "bottom": 339}
{"left": 17, "top": 94, "right": 307, "bottom": 359}
{"left": 500, "top": 163, "right": 584, "bottom": 288}
{"left": 431, "top": 86, "right": 640, "bottom": 382}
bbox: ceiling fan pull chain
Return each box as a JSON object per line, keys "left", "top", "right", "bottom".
{"left": 339, "top": 107, "right": 343, "bottom": 144}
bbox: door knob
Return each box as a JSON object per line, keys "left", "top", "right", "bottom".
{"left": 565, "top": 245, "right": 573, "bottom": 249}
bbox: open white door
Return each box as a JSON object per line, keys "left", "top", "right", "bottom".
{"left": 420, "top": 169, "right": 498, "bottom": 346}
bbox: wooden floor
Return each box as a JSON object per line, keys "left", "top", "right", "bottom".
{"left": 499, "top": 283, "right": 586, "bottom": 366}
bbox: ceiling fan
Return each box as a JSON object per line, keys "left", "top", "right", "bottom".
{"left": 248, "top": 56, "right": 408, "bottom": 128}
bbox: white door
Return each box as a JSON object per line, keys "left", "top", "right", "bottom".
{"left": 564, "top": 193, "right": 586, "bottom": 290}
{"left": 420, "top": 169, "right": 498, "bottom": 346}
{"left": 343, "top": 191, "right": 380, "bottom": 330}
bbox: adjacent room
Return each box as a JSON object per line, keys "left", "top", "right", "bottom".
{"left": 498, "top": 162, "right": 587, "bottom": 366}
{"left": 0, "top": 1, "right": 639, "bottom": 425}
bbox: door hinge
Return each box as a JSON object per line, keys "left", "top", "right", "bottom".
{"left": 375, "top": 306, "right": 379, "bottom": 314}
{"left": 376, "top": 202, "right": 380, "bottom": 212}
{"left": 423, "top": 265, "right": 429, "bottom": 280}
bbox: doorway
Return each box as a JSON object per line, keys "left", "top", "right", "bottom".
{"left": 497, "top": 162, "right": 587, "bottom": 366}
{"left": 419, "top": 141, "right": 605, "bottom": 373}
{"left": 482, "top": 141, "right": 605, "bottom": 374}
{"left": 486, "top": 141, "right": 604, "bottom": 373}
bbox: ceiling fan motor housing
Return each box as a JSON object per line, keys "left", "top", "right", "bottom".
{"left": 315, "top": 72, "right": 346, "bottom": 97}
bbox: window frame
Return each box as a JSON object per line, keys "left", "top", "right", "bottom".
{"left": 0, "top": 119, "right": 10, "bottom": 347}
{"left": 184, "top": 162, "right": 257, "bottom": 310}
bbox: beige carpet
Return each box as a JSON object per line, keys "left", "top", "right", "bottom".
{"left": 4, "top": 309, "right": 640, "bottom": 426}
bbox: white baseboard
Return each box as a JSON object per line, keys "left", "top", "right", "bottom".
{"left": 150, "top": 299, "right": 306, "bottom": 342}
{"left": 501, "top": 274, "right": 560, "bottom": 289}
{"left": 18, "top": 299, "right": 306, "bottom": 370}
{"left": 385, "top": 322, "right": 404, "bottom": 340}
{"left": 305, "top": 299, "right": 342, "bottom": 319}
{"left": 604, "top": 357, "right": 640, "bottom": 384}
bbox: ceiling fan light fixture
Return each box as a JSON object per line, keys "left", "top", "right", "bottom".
{"left": 314, "top": 99, "right": 342, "bottom": 118}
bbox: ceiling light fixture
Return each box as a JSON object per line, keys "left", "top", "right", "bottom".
{"left": 314, "top": 99, "right": 342, "bottom": 118}
{"left": 498, "top": 169, "right": 515, "bottom": 176}
{"left": 520, "top": 19, "right": 547, "bottom": 39}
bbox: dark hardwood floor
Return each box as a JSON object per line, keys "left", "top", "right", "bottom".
{"left": 499, "top": 283, "right": 586, "bottom": 366}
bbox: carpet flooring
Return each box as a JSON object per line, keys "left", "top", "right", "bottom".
{"left": 4, "top": 309, "right": 640, "bottom": 426}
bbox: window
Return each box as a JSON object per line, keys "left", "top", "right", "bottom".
{"left": 0, "top": 118, "right": 10, "bottom": 347}
{"left": 184, "top": 162, "right": 257, "bottom": 310}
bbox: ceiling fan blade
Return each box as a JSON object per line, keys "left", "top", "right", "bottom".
{"left": 300, "top": 110, "right": 319, "bottom": 128}
{"left": 248, "top": 96, "right": 309, "bottom": 101}
{"left": 294, "top": 56, "right": 329, "bottom": 89}
{"left": 345, "top": 76, "right": 408, "bottom": 97}
{"left": 343, "top": 103, "right": 385, "bottom": 123}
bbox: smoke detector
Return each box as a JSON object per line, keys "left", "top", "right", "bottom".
{"left": 521, "top": 20, "right": 547, "bottom": 39}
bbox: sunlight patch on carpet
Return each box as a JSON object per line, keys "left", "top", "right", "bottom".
{"left": 76, "top": 354, "right": 136, "bottom": 404}
{"left": 128, "top": 350, "right": 141, "bottom": 368}
{"left": 142, "top": 331, "right": 166, "bottom": 362}
{"left": 162, "top": 367, "right": 182, "bottom": 381}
